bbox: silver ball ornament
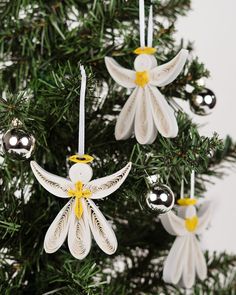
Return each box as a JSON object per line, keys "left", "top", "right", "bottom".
{"left": 2, "top": 128, "right": 35, "bottom": 160}
{"left": 190, "top": 88, "right": 216, "bottom": 116}
{"left": 145, "top": 184, "right": 175, "bottom": 214}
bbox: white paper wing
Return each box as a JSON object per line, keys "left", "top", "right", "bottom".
{"left": 84, "top": 199, "right": 117, "bottom": 255}
{"left": 181, "top": 235, "right": 196, "bottom": 289}
{"left": 105, "top": 57, "right": 136, "bottom": 88}
{"left": 85, "top": 162, "right": 132, "bottom": 200}
{"left": 115, "top": 87, "right": 139, "bottom": 140}
{"left": 193, "top": 235, "right": 207, "bottom": 281}
{"left": 31, "top": 161, "right": 73, "bottom": 198}
{"left": 44, "top": 199, "right": 74, "bottom": 253}
{"left": 150, "top": 49, "right": 188, "bottom": 87}
{"left": 68, "top": 201, "right": 92, "bottom": 260}
{"left": 163, "top": 235, "right": 187, "bottom": 285}
{"left": 148, "top": 85, "right": 178, "bottom": 138}
{"left": 134, "top": 87, "right": 157, "bottom": 144}
{"left": 160, "top": 210, "right": 187, "bottom": 236}
{"left": 196, "top": 201, "right": 212, "bottom": 234}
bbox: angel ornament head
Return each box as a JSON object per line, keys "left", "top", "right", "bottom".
{"left": 105, "top": 0, "right": 188, "bottom": 145}
{"left": 160, "top": 172, "right": 212, "bottom": 289}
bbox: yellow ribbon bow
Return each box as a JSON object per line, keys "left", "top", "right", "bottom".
{"left": 68, "top": 181, "right": 92, "bottom": 219}
{"left": 185, "top": 216, "right": 199, "bottom": 232}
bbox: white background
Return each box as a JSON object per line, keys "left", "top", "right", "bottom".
{"left": 175, "top": 0, "right": 236, "bottom": 252}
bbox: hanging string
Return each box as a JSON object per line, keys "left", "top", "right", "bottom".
{"left": 147, "top": 5, "right": 153, "bottom": 47}
{"left": 180, "top": 178, "right": 184, "bottom": 199}
{"left": 190, "top": 170, "right": 195, "bottom": 199}
{"left": 139, "top": 0, "right": 145, "bottom": 48}
{"left": 78, "top": 65, "right": 86, "bottom": 157}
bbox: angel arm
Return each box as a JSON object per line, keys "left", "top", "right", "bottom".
{"left": 105, "top": 57, "right": 136, "bottom": 88}
{"left": 149, "top": 49, "right": 188, "bottom": 87}
{"left": 160, "top": 210, "right": 188, "bottom": 236}
{"left": 85, "top": 162, "right": 132, "bottom": 199}
{"left": 30, "top": 161, "right": 73, "bottom": 198}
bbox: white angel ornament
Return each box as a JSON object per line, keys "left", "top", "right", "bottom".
{"left": 160, "top": 172, "right": 212, "bottom": 289}
{"left": 105, "top": 0, "right": 188, "bottom": 144}
{"left": 31, "top": 159, "right": 131, "bottom": 259}
{"left": 30, "top": 66, "right": 132, "bottom": 259}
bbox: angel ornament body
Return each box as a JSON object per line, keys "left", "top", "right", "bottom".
{"left": 160, "top": 197, "right": 212, "bottom": 289}
{"left": 31, "top": 159, "right": 131, "bottom": 259}
{"left": 105, "top": 2, "right": 188, "bottom": 144}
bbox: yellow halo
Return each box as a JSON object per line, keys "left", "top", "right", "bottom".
{"left": 69, "top": 154, "right": 94, "bottom": 164}
{"left": 177, "top": 198, "right": 197, "bottom": 206}
{"left": 134, "top": 47, "right": 157, "bottom": 55}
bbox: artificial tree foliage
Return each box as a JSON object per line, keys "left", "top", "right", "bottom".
{"left": 0, "top": 0, "right": 235, "bottom": 294}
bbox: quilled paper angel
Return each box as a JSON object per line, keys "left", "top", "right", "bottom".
{"left": 31, "top": 159, "right": 131, "bottom": 259}
{"left": 30, "top": 66, "right": 132, "bottom": 259}
{"left": 160, "top": 173, "right": 212, "bottom": 288}
{"left": 105, "top": 1, "right": 188, "bottom": 144}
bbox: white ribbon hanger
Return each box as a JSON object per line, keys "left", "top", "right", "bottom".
{"left": 78, "top": 65, "right": 86, "bottom": 157}
{"left": 139, "top": 0, "right": 153, "bottom": 48}
{"left": 190, "top": 170, "right": 195, "bottom": 199}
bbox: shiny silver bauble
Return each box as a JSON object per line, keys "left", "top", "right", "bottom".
{"left": 2, "top": 128, "right": 35, "bottom": 160}
{"left": 145, "top": 184, "right": 175, "bottom": 214}
{"left": 190, "top": 88, "right": 216, "bottom": 116}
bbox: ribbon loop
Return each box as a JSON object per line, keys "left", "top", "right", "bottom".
{"left": 78, "top": 65, "right": 86, "bottom": 157}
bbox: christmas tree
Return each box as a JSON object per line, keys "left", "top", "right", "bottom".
{"left": 0, "top": 0, "right": 236, "bottom": 294}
